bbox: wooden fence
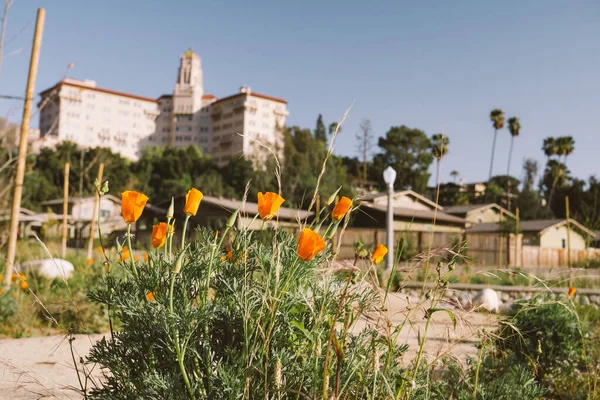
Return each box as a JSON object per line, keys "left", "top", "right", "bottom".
{"left": 336, "top": 228, "right": 462, "bottom": 261}
{"left": 466, "top": 233, "right": 600, "bottom": 268}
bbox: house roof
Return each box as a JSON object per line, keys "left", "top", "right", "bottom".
{"left": 40, "top": 194, "right": 122, "bottom": 206}
{"left": 359, "top": 202, "right": 465, "bottom": 225}
{"left": 200, "top": 195, "right": 312, "bottom": 220}
{"left": 360, "top": 190, "right": 443, "bottom": 210}
{"left": 39, "top": 79, "right": 158, "bottom": 103}
{"left": 444, "top": 203, "right": 516, "bottom": 219}
{"left": 158, "top": 94, "right": 216, "bottom": 100}
{"left": 466, "top": 219, "right": 595, "bottom": 237}
{"left": 40, "top": 195, "right": 166, "bottom": 215}
{"left": 212, "top": 91, "right": 287, "bottom": 105}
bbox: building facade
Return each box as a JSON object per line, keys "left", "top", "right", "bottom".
{"left": 37, "top": 50, "right": 289, "bottom": 164}
{"left": 209, "top": 87, "right": 288, "bottom": 166}
{"left": 38, "top": 79, "right": 159, "bottom": 160}
{"left": 148, "top": 50, "right": 288, "bottom": 166}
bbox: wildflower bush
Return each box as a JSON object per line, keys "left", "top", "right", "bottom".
{"left": 83, "top": 188, "right": 416, "bottom": 399}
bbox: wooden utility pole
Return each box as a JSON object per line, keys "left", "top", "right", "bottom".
{"left": 498, "top": 209, "right": 504, "bottom": 267}
{"left": 86, "top": 163, "right": 103, "bottom": 260}
{"left": 566, "top": 196, "right": 571, "bottom": 269}
{"left": 61, "top": 162, "right": 70, "bottom": 258}
{"left": 515, "top": 207, "right": 520, "bottom": 269}
{"left": 3, "top": 8, "right": 45, "bottom": 289}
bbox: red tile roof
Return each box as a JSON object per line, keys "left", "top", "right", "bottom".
{"left": 39, "top": 79, "right": 158, "bottom": 103}
{"left": 213, "top": 91, "right": 287, "bottom": 105}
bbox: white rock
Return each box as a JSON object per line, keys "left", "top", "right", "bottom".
{"left": 19, "top": 258, "right": 75, "bottom": 279}
{"left": 472, "top": 288, "right": 500, "bottom": 313}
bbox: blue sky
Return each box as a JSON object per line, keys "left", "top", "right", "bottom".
{"left": 0, "top": 1, "right": 598, "bottom": 185}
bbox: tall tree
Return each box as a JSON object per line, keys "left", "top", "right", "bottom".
{"left": 450, "top": 170, "right": 459, "bottom": 184}
{"left": 430, "top": 133, "right": 450, "bottom": 201}
{"left": 488, "top": 109, "right": 505, "bottom": 184}
{"left": 545, "top": 136, "right": 575, "bottom": 210}
{"left": 314, "top": 114, "right": 327, "bottom": 142}
{"left": 556, "top": 136, "right": 575, "bottom": 164}
{"left": 505, "top": 116, "right": 521, "bottom": 211}
{"left": 506, "top": 117, "right": 521, "bottom": 176}
{"left": 355, "top": 118, "right": 373, "bottom": 188}
{"left": 542, "top": 137, "right": 558, "bottom": 160}
{"left": 544, "top": 159, "right": 570, "bottom": 210}
{"left": 372, "top": 125, "right": 434, "bottom": 193}
{"left": 328, "top": 122, "right": 341, "bottom": 138}
{"left": 522, "top": 158, "right": 538, "bottom": 192}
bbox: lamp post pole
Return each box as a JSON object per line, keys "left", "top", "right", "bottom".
{"left": 383, "top": 166, "right": 397, "bottom": 269}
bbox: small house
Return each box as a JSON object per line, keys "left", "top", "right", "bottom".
{"left": 467, "top": 218, "right": 595, "bottom": 250}
{"left": 444, "top": 203, "right": 515, "bottom": 227}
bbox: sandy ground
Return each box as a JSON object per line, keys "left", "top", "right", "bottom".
{"left": 0, "top": 292, "right": 497, "bottom": 399}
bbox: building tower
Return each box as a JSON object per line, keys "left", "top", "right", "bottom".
{"left": 170, "top": 49, "right": 204, "bottom": 144}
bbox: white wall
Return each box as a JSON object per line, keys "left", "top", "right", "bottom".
{"left": 540, "top": 225, "right": 587, "bottom": 250}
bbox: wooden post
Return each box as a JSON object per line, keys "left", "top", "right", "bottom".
{"left": 86, "top": 163, "right": 103, "bottom": 261}
{"left": 566, "top": 196, "right": 571, "bottom": 269}
{"left": 498, "top": 209, "right": 504, "bottom": 267}
{"left": 3, "top": 8, "right": 45, "bottom": 289}
{"left": 61, "top": 162, "right": 70, "bottom": 258}
{"left": 515, "top": 207, "right": 520, "bottom": 269}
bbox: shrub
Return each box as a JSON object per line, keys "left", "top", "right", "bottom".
{"left": 85, "top": 219, "right": 408, "bottom": 398}
{"left": 492, "top": 296, "right": 599, "bottom": 399}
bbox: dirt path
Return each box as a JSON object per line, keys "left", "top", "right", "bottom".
{"left": 0, "top": 293, "right": 497, "bottom": 399}
{"left": 0, "top": 334, "right": 106, "bottom": 399}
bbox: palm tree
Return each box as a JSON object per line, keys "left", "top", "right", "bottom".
{"left": 542, "top": 137, "right": 558, "bottom": 159}
{"left": 450, "top": 170, "right": 459, "bottom": 184}
{"left": 506, "top": 117, "right": 521, "bottom": 176}
{"left": 431, "top": 133, "right": 449, "bottom": 196}
{"left": 556, "top": 136, "right": 575, "bottom": 163}
{"left": 488, "top": 109, "right": 505, "bottom": 184}
{"left": 545, "top": 136, "right": 575, "bottom": 210}
{"left": 505, "top": 116, "right": 521, "bottom": 211}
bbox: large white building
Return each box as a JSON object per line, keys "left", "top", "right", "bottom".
{"left": 38, "top": 79, "right": 159, "bottom": 160}
{"left": 38, "top": 50, "right": 288, "bottom": 164}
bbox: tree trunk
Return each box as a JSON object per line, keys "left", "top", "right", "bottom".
{"left": 506, "top": 135, "right": 514, "bottom": 177}
{"left": 486, "top": 129, "right": 498, "bottom": 201}
{"left": 506, "top": 135, "right": 515, "bottom": 211}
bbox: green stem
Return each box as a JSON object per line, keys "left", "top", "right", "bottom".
{"left": 169, "top": 270, "right": 195, "bottom": 399}
{"left": 322, "top": 276, "right": 352, "bottom": 399}
{"left": 181, "top": 214, "right": 191, "bottom": 250}
{"left": 473, "top": 335, "right": 486, "bottom": 398}
{"left": 126, "top": 223, "right": 138, "bottom": 278}
{"left": 165, "top": 217, "right": 172, "bottom": 259}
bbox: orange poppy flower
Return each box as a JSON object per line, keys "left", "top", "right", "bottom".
{"left": 297, "top": 228, "right": 327, "bottom": 261}
{"left": 332, "top": 197, "right": 352, "bottom": 221}
{"left": 121, "top": 191, "right": 149, "bottom": 223}
{"left": 146, "top": 291, "right": 156, "bottom": 302}
{"left": 184, "top": 188, "right": 203, "bottom": 216}
{"left": 20, "top": 281, "right": 28, "bottom": 291}
{"left": 87, "top": 258, "right": 93, "bottom": 266}
{"left": 152, "top": 222, "right": 168, "bottom": 248}
{"left": 221, "top": 251, "right": 233, "bottom": 262}
{"left": 121, "top": 246, "right": 130, "bottom": 261}
{"left": 371, "top": 244, "right": 388, "bottom": 265}
{"left": 257, "top": 192, "right": 285, "bottom": 221}
{"left": 97, "top": 246, "right": 104, "bottom": 253}
{"left": 568, "top": 287, "right": 576, "bottom": 297}
{"left": 143, "top": 253, "right": 149, "bottom": 262}
{"left": 11, "top": 273, "right": 17, "bottom": 283}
